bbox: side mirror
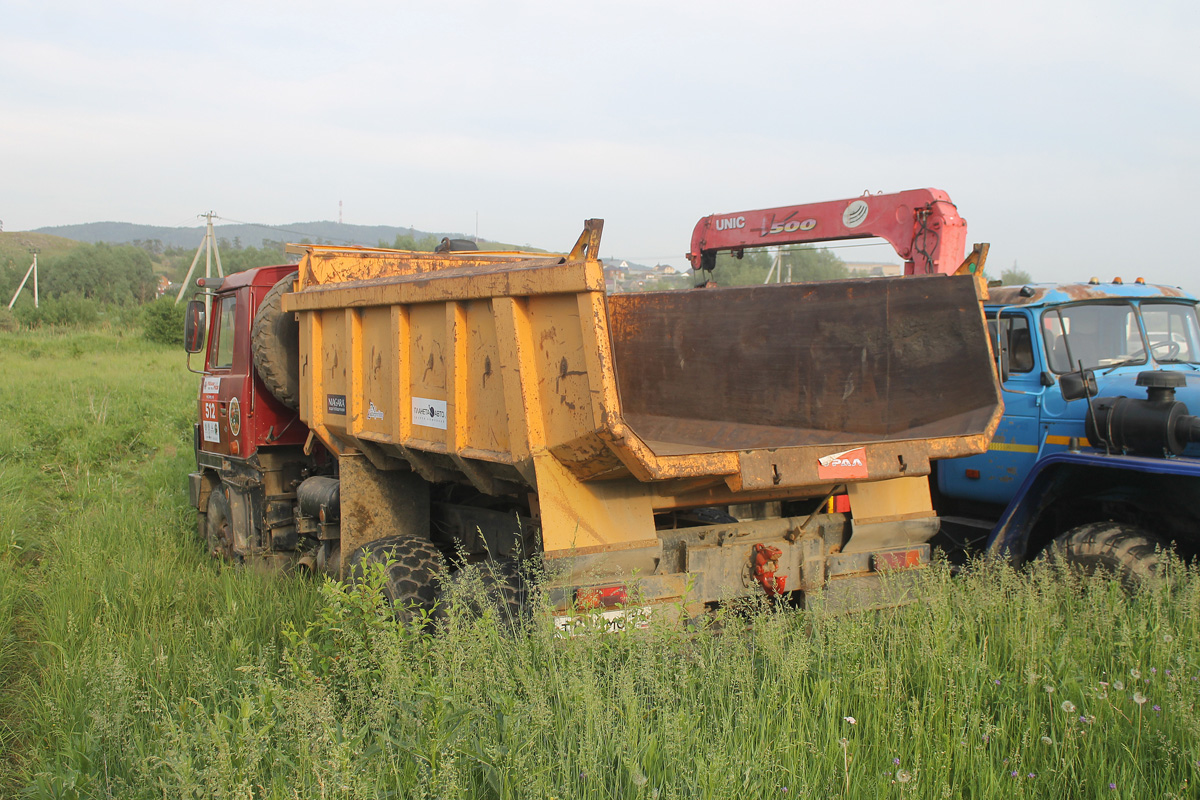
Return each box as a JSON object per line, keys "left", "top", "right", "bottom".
{"left": 184, "top": 299, "right": 206, "bottom": 354}
{"left": 1059, "top": 369, "right": 1097, "bottom": 402}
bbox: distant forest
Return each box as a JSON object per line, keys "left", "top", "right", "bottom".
{"left": 0, "top": 223, "right": 489, "bottom": 332}
{"left": 31, "top": 220, "right": 493, "bottom": 251}
{"left": 0, "top": 217, "right": 537, "bottom": 329}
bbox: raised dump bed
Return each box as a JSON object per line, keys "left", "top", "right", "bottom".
{"left": 282, "top": 221, "right": 1001, "bottom": 610}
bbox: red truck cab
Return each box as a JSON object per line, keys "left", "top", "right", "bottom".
{"left": 195, "top": 265, "right": 307, "bottom": 459}
{"left": 187, "top": 265, "right": 319, "bottom": 565}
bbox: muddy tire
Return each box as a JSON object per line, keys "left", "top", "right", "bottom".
{"left": 346, "top": 536, "right": 445, "bottom": 622}
{"left": 205, "top": 487, "right": 240, "bottom": 563}
{"left": 1047, "top": 521, "right": 1164, "bottom": 589}
{"left": 435, "top": 559, "right": 530, "bottom": 627}
{"left": 251, "top": 272, "right": 300, "bottom": 410}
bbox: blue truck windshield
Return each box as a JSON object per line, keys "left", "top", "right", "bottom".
{"left": 1042, "top": 301, "right": 1200, "bottom": 373}
{"left": 1042, "top": 302, "right": 1144, "bottom": 373}
{"left": 1139, "top": 302, "right": 1200, "bottom": 364}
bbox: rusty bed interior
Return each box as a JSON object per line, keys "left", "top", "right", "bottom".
{"left": 605, "top": 275, "right": 998, "bottom": 457}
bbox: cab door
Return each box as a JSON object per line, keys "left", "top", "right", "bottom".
{"left": 938, "top": 311, "right": 1045, "bottom": 505}
{"left": 200, "top": 292, "right": 246, "bottom": 457}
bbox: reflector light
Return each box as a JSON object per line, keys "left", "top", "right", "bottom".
{"left": 873, "top": 549, "right": 922, "bottom": 572}
{"left": 576, "top": 585, "right": 628, "bottom": 610}
{"left": 1135, "top": 277, "right": 1146, "bottom": 284}
{"left": 231, "top": 439, "right": 240, "bottom": 455}
{"left": 1088, "top": 277, "right": 1100, "bottom": 285}
{"left": 1112, "top": 276, "right": 1123, "bottom": 285}
{"left": 965, "top": 469, "right": 980, "bottom": 479}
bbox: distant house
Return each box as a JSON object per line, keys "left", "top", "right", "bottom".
{"left": 844, "top": 261, "right": 903, "bottom": 278}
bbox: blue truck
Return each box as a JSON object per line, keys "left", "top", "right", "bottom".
{"left": 933, "top": 279, "right": 1200, "bottom": 581}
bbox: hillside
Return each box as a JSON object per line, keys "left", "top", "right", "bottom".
{"left": 0, "top": 231, "right": 81, "bottom": 271}
{"left": 31, "top": 220, "right": 532, "bottom": 252}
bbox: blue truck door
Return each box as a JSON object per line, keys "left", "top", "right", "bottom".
{"left": 939, "top": 312, "right": 1045, "bottom": 505}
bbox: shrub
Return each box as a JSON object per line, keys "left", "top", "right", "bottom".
{"left": 13, "top": 295, "right": 102, "bottom": 328}
{"left": 0, "top": 307, "right": 17, "bottom": 332}
{"left": 143, "top": 297, "right": 186, "bottom": 346}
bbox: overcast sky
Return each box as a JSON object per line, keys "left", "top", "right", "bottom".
{"left": 2, "top": 0, "right": 1197, "bottom": 285}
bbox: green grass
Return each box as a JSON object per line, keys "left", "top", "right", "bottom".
{"left": 1, "top": 329, "right": 1198, "bottom": 799}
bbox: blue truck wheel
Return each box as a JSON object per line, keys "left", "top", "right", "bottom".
{"left": 1047, "top": 521, "right": 1164, "bottom": 589}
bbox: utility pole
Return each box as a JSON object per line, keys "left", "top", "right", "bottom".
{"left": 175, "top": 211, "right": 225, "bottom": 306}
{"left": 8, "top": 249, "right": 39, "bottom": 310}
{"left": 764, "top": 249, "right": 792, "bottom": 284}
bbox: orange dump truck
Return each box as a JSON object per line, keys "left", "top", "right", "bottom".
{"left": 186, "top": 219, "right": 1001, "bottom": 623}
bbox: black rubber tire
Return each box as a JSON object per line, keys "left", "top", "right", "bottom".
{"left": 204, "top": 487, "right": 241, "bottom": 563}
{"left": 434, "top": 559, "right": 530, "bottom": 627}
{"left": 1047, "top": 521, "right": 1164, "bottom": 589}
{"left": 251, "top": 272, "right": 300, "bottom": 410}
{"left": 345, "top": 536, "right": 445, "bottom": 622}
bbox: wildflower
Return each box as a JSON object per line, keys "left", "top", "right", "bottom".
{"left": 1153, "top": 705, "right": 1161, "bottom": 713}
{"left": 1113, "top": 680, "right": 1125, "bottom": 691}
{"left": 1028, "top": 773, "right": 1036, "bottom": 778}
{"left": 1043, "top": 684, "right": 1055, "bottom": 694}
{"left": 632, "top": 771, "right": 648, "bottom": 787}
{"left": 1011, "top": 771, "right": 1019, "bottom": 778}
{"left": 1109, "top": 783, "right": 1117, "bottom": 790}
{"left": 1130, "top": 668, "right": 1141, "bottom": 680}
{"left": 1133, "top": 692, "right": 1148, "bottom": 706}
{"left": 844, "top": 716, "right": 857, "bottom": 725}
{"left": 1041, "top": 736, "right": 1053, "bottom": 745}
{"left": 1163, "top": 634, "right": 1174, "bottom": 643}
{"left": 781, "top": 789, "right": 788, "bottom": 794}
{"left": 894, "top": 758, "right": 901, "bottom": 765}
{"left": 1061, "top": 700, "right": 1077, "bottom": 713}
{"left": 994, "top": 679, "right": 1001, "bottom": 685}
{"left": 896, "top": 770, "right": 911, "bottom": 783}
{"left": 1151, "top": 667, "right": 1157, "bottom": 674}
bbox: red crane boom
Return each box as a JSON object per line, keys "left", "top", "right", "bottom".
{"left": 687, "top": 188, "right": 967, "bottom": 276}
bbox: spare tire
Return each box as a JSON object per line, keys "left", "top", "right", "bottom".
{"left": 251, "top": 271, "right": 300, "bottom": 409}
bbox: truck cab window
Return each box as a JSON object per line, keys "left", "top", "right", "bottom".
{"left": 1140, "top": 302, "right": 1200, "bottom": 363}
{"left": 1042, "top": 303, "right": 1144, "bottom": 373}
{"left": 213, "top": 296, "right": 237, "bottom": 370}
{"left": 988, "top": 314, "right": 1034, "bottom": 374}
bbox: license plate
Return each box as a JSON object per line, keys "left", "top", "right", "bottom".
{"left": 553, "top": 606, "right": 652, "bottom": 637}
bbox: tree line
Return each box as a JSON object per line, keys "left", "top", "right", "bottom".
{"left": 713, "top": 245, "right": 850, "bottom": 285}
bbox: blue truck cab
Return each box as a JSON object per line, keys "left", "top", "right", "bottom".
{"left": 932, "top": 278, "right": 1200, "bottom": 579}
{"left": 938, "top": 279, "right": 1200, "bottom": 509}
